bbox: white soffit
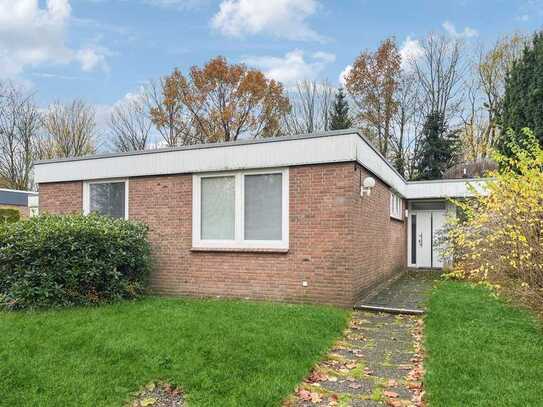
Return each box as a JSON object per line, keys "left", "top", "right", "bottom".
{"left": 33, "top": 130, "right": 485, "bottom": 199}
{"left": 406, "top": 179, "right": 488, "bottom": 199}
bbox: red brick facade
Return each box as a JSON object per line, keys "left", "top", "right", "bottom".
{"left": 38, "top": 162, "right": 406, "bottom": 307}
{"left": 39, "top": 181, "right": 83, "bottom": 215}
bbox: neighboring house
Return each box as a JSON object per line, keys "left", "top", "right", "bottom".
{"left": 34, "top": 129, "right": 486, "bottom": 307}
{"left": 0, "top": 188, "right": 39, "bottom": 218}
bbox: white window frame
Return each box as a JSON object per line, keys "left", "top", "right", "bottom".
{"left": 192, "top": 168, "right": 289, "bottom": 250}
{"left": 83, "top": 178, "right": 129, "bottom": 220}
{"left": 390, "top": 191, "right": 403, "bottom": 220}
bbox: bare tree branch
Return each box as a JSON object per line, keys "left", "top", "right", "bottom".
{"left": 109, "top": 96, "right": 152, "bottom": 152}
{"left": 0, "top": 81, "right": 42, "bottom": 190}
{"left": 42, "top": 99, "right": 97, "bottom": 159}
{"left": 282, "top": 80, "right": 333, "bottom": 135}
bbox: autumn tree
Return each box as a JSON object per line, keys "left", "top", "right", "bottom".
{"left": 329, "top": 88, "right": 352, "bottom": 130}
{"left": 345, "top": 38, "right": 401, "bottom": 157}
{"left": 109, "top": 96, "right": 152, "bottom": 152}
{"left": 151, "top": 57, "right": 291, "bottom": 145}
{"left": 445, "top": 129, "right": 543, "bottom": 310}
{"left": 283, "top": 80, "right": 333, "bottom": 134}
{"left": 0, "top": 82, "right": 42, "bottom": 190}
{"left": 147, "top": 71, "right": 192, "bottom": 147}
{"left": 42, "top": 99, "right": 97, "bottom": 159}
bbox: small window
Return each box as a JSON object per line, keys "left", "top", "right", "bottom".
{"left": 390, "top": 191, "right": 403, "bottom": 220}
{"left": 84, "top": 180, "right": 128, "bottom": 219}
{"left": 193, "top": 169, "right": 289, "bottom": 250}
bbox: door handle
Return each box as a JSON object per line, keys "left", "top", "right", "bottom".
{"left": 418, "top": 233, "right": 423, "bottom": 247}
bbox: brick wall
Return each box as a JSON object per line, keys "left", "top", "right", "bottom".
{"left": 350, "top": 164, "right": 407, "bottom": 302}
{"left": 38, "top": 162, "right": 407, "bottom": 307}
{"left": 39, "top": 181, "right": 83, "bottom": 214}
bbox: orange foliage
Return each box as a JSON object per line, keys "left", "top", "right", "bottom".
{"left": 151, "top": 56, "right": 290, "bottom": 145}
{"left": 345, "top": 38, "right": 401, "bottom": 156}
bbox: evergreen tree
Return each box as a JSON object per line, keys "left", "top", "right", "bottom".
{"left": 329, "top": 88, "right": 353, "bottom": 130}
{"left": 499, "top": 31, "right": 543, "bottom": 156}
{"left": 414, "top": 111, "right": 461, "bottom": 180}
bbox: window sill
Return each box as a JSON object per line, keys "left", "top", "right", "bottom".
{"left": 390, "top": 216, "right": 404, "bottom": 222}
{"left": 191, "top": 247, "right": 289, "bottom": 254}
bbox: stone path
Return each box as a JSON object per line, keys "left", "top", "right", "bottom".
{"left": 285, "top": 311, "right": 425, "bottom": 407}
{"left": 356, "top": 271, "right": 441, "bottom": 312}
{"left": 285, "top": 272, "right": 440, "bottom": 407}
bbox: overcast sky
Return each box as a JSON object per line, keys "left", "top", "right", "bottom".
{"left": 2, "top": 0, "right": 542, "bottom": 119}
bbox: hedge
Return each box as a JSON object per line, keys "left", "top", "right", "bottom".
{"left": 0, "top": 208, "right": 20, "bottom": 223}
{"left": 0, "top": 214, "right": 151, "bottom": 309}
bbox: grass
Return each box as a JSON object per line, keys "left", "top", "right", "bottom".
{"left": 0, "top": 297, "right": 349, "bottom": 406}
{"left": 425, "top": 281, "right": 543, "bottom": 407}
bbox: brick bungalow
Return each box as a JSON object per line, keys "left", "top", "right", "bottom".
{"left": 34, "top": 129, "right": 485, "bottom": 307}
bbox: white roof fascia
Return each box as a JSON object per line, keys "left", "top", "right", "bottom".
{"left": 33, "top": 129, "right": 487, "bottom": 199}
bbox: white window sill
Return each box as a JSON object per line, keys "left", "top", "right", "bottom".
{"left": 191, "top": 247, "right": 289, "bottom": 254}
{"left": 390, "top": 215, "right": 404, "bottom": 222}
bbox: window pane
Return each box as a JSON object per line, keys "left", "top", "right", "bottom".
{"left": 244, "top": 174, "right": 282, "bottom": 240}
{"left": 201, "top": 176, "right": 235, "bottom": 240}
{"left": 90, "top": 182, "right": 125, "bottom": 219}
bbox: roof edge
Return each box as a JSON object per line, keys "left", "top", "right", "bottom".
{"left": 33, "top": 128, "right": 360, "bottom": 166}
{"left": 0, "top": 188, "right": 38, "bottom": 195}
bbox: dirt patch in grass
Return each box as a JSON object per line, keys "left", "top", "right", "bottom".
{"left": 128, "top": 382, "right": 184, "bottom": 407}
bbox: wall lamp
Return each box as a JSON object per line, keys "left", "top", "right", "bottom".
{"left": 361, "top": 176, "right": 376, "bottom": 197}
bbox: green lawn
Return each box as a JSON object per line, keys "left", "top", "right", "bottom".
{"left": 425, "top": 281, "right": 543, "bottom": 407}
{"left": 0, "top": 297, "right": 349, "bottom": 406}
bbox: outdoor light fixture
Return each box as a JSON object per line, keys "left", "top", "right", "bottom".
{"left": 361, "top": 176, "right": 376, "bottom": 197}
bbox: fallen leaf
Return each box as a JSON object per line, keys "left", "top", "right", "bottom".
{"left": 384, "top": 390, "right": 399, "bottom": 398}
{"left": 298, "top": 389, "right": 312, "bottom": 401}
{"left": 310, "top": 393, "right": 322, "bottom": 403}
{"left": 385, "top": 399, "right": 402, "bottom": 407}
{"left": 140, "top": 398, "right": 157, "bottom": 407}
{"left": 386, "top": 379, "right": 398, "bottom": 387}
{"left": 308, "top": 370, "right": 327, "bottom": 383}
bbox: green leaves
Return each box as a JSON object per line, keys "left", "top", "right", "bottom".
{"left": 0, "top": 208, "right": 20, "bottom": 224}
{"left": 0, "top": 214, "right": 151, "bottom": 310}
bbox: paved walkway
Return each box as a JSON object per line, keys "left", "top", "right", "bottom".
{"left": 355, "top": 271, "right": 441, "bottom": 313}
{"left": 285, "top": 271, "right": 440, "bottom": 407}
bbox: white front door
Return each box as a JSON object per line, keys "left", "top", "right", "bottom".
{"left": 431, "top": 211, "right": 446, "bottom": 268}
{"left": 416, "top": 212, "right": 432, "bottom": 268}
{"left": 410, "top": 210, "right": 447, "bottom": 268}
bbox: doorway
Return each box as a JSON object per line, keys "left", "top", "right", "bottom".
{"left": 408, "top": 202, "right": 447, "bottom": 269}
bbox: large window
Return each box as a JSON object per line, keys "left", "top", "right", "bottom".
{"left": 390, "top": 191, "right": 403, "bottom": 220}
{"left": 83, "top": 179, "right": 128, "bottom": 219}
{"left": 193, "top": 169, "right": 289, "bottom": 250}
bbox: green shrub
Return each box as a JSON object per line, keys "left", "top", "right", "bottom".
{"left": 0, "top": 208, "right": 20, "bottom": 223}
{"left": 0, "top": 214, "right": 151, "bottom": 309}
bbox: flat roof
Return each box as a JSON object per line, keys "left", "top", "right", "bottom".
{"left": 0, "top": 188, "right": 38, "bottom": 206}
{"left": 34, "top": 129, "right": 487, "bottom": 199}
